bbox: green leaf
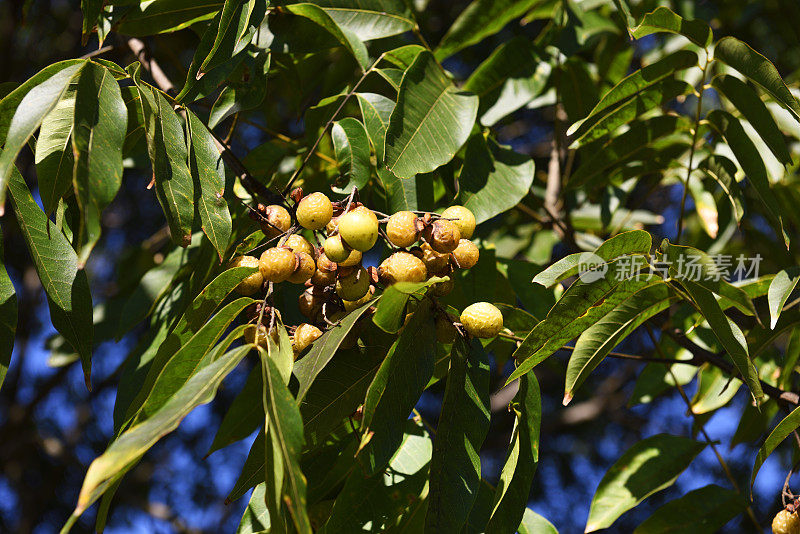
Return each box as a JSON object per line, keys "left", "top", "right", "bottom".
{"left": 208, "top": 53, "right": 269, "bottom": 128}
{"left": 565, "top": 283, "right": 676, "bottom": 404}
{"left": 186, "top": 109, "right": 232, "bottom": 261}
{"left": 72, "top": 63, "right": 127, "bottom": 265}
{"left": 323, "top": 420, "right": 431, "bottom": 532}
{"left": 568, "top": 50, "right": 698, "bottom": 139}
{"left": 674, "top": 277, "right": 763, "bottom": 403}
{"left": 485, "top": 374, "right": 541, "bottom": 534}
{"left": 284, "top": 3, "right": 369, "bottom": 70}
{"left": 311, "top": 0, "right": 415, "bottom": 41}
{"left": 610, "top": 0, "right": 635, "bottom": 33}
{"left": 0, "top": 226, "right": 16, "bottom": 390}
{"left": 260, "top": 347, "right": 312, "bottom": 533}
{"left": 463, "top": 37, "right": 550, "bottom": 126}
{"left": 585, "top": 434, "right": 706, "bottom": 532}
{"left": 208, "top": 365, "right": 263, "bottom": 455}
{"left": 7, "top": 168, "right": 93, "bottom": 388}
{"left": 751, "top": 403, "right": 800, "bottom": 491}
{"left": 331, "top": 117, "right": 371, "bottom": 194}
{"left": 706, "top": 110, "right": 788, "bottom": 248}
{"left": 434, "top": 0, "right": 540, "bottom": 60}
{"left": 458, "top": 135, "right": 534, "bottom": 224}
{"left": 711, "top": 74, "right": 792, "bottom": 165}
{"left": 0, "top": 62, "right": 82, "bottom": 213}
{"left": 115, "top": 0, "right": 223, "bottom": 36}
{"left": 632, "top": 484, "right": 745, "bottom": 534}
{"left": 357, "top": 92, "right": 394, "bottom": 163}
{"left": 373, "top": 280, "right": 435, "bottom": 333}
{"left": 533, "top": 230, "right": 653, "bottom": 288}
{"left": 71, "top": 344, "right": 249, "bottom": 520}
{"left": 359, "top": 299, "right": 436, "bottom": 474}
{"left": 518, "top": 508, "right": 558, "bottom": 534}
{"left": 690, "top": 365, "right": 741, "bottom": 414}
{"left": 133, "top": 74, "right": 195, "bottom": 247}
{"left": 293, "top": 298, "right": 376, "bottom": 402}
{"left": 376, "top": 167, "right": 418, "bottom": 212}
{"left": 80, "top": 0, "right": 103, "bottom": 44}
{"left": 384, "top": 51, "right": 478, "bottom": 179}
{"left": 425, "top": 337, "right": 490, "bottom": 533}
{"left": 696, "top": 155, "right": 744, "bottom": 223}
{"left": 714, "top": 36, "right": 800, "bottom": 123}
{"left": 631, "top": 7, "right": 713, "bottom": 48}
{"left": 199, "top": 0, "right": 259, "bottom": 74}
{"left": 768, "top": 269, "right": 800, "bottom": 329}
{"left": 510, "top": 263, "right": 660, "bottom": 384}
{"left": 35, "top": 83, "right": 76, "bottom": 216}
{"left": 237, "top": 482, "right": 271, "bottom": 534}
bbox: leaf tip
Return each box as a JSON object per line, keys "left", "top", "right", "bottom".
{"left": 84, "top": 372, "right": 92, "bottom": 392}
{"left": 563, "top": 392, "right": 573, "bottom": 406}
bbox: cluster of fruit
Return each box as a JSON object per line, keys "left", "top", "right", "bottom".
{"left": 774, "top": 508, "right": 800, "bottom": 534}
{"left": 228, "top": 190, "right": 504, "bottom": 356}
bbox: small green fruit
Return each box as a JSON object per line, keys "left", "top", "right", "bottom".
{"left": 336, "top": 266, "right": 371, "bottom": 301}
{"left": 338, "top": 207, "right": 379, "bottom": 252}
{"left": 324, "top": 234, "right": 351, "bottom": 263}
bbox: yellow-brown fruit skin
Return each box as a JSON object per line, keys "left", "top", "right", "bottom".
{"left": 228, "top": 256, "right": 263, "bottom": 296}
{"left": 293, "top": 323, "right": 323, "bottom": 356}
{"left": 288, "top": 252, "right": 316, "bottom": 284}
{"left": 386, "top": 211, "right": 419, "bottom": 248}
{"left": 259, "top": 247, "right": 297, "bottom": 283}
{"left": 299, "top": 288, "right": 325, "bottom": 320}
{"left": 342, "top": 288, "right": 374, "bottom": 312}
{"left": 772, "top": 510, "right": 800, "bottom": 534}
{"left": 311, "top": 266, "right": 337, "bottom": 287}
{"left": 244, "top": 324, "right": 278, "bottom": 348}
{"left": 417, "top": 242, "right": 450, "bottom": 274}
{"left": 378, "top": 252, "right": 428, "bottom": 285}
{"left": 424, "top": 219, "right": 461, "bottom": 254}
{"left": 452, "top": 239, "right": 480, "bottom": 269}
{"left": 441, "top": 206, "right": 476, "bottom": 239}
{"left": 338, "top": 208, "right": 379, "bottom": 252}
{"left": 460, "top": 302, "right": 503, "bottom": 338}
{"left": 284, "top": 234, "right": 315, "bottom": 257}
{"left": 297, "top": 192, "right": 333, "bottom": 230}
{"left": 336, "top": 267, "right": 371, "bottom": 301}
{"left": 324, "top": 235, "right": 351, "bottom": 263}
{"left": 260, "top": 205, "right": 292, "bottom": 238}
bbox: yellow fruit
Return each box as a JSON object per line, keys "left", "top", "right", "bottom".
{"left": 336, "top": 266, "right": 371, "bottom": 301}
{"left": 773, "top": 510, "right": 800, "bottom": 534}
{"left": 324, "top": 234, "right": 351, "bottom": 263}
{"left": 452, "top": 239, "right": 479, "bottom": 269}
{"left": 311, "top": 265, "right": 337, "bottom": 287}
{"left": 417, "top": 242, "right": 450, "bottom": 274}
{"left": 296, "top": 192, "right": 333, "bottom": 230}
{"left": 260, "top": 205, "right": 291, "bottom": 238}
{"left": 293, "top": 323, "right": 323, "bottom": 356}
{"left": 337, "top": 248, "right": 362, "bottom": 267}
{"left": 338, "top": 207, "right": 379, "bottom": 252}
{"left": 299, "top": 287, "right": 326, "bottom": 319}
{"left": 378, "top": 251, "right": 427, "bottom": 285}
{"left": 259, "top": 247, "right": 297, "bottom": 283}
{"left": 460, "top": 302, "right": 503, "bottom": 338}
{"left": 342, "top": 287, "right": 375, "bottom": 312}
{"left": 441, "top": 206, "right": 476, "bottom": 239}
{"left": 423, "top": 219, "right": 461, "bottom": 254}
{"left": 228, "top": 256, "right": 263, "bottom": 296}
{"left": 244, "top": 324, "right": 278, "bottom": 348}
{"left": 284, "top": 234, "right": 315, "bottom": 257}
{"left": 288, "top": 252, "right": 316, "bottom": 284}
{"left": 386, "top": 211, "right": 420, "bottom": 248}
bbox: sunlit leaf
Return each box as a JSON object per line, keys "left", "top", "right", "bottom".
{"left": 632, "top": 484, "right": 745, "bottom": 534}
{"left": 631, "top": 7, "right": 712, "bottom": 47}
{"left": 331, "top": 117, "right": 371, "bottom": 194}
{"left": 768, "top": 269, "right": 800, "bottom": 330}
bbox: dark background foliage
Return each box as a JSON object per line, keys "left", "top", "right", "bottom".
{"left": 1, "top": 0, "right": 797, "bottom": 532}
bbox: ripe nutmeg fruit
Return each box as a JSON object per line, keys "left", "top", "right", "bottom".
{"left": 378, "top": 251, "right": 427, "bottom": 285}
{"left": 296, "top": 192, "right": 333, "bottom": 230}
{"left": 452, "top": 239, "right": 480, "bottom": 269}
{"left": 260, "top": 204, "right": 292, "bottom": 238}
{"left": 259, "top": 247, "right": 297, "bottom": 283}
{"left": 288, "top": 252, "right": 316, "bottom": 284}
{"left": 415, "top": 242, "right": 450, "bottom": 275}
{"left": 423, "top": 219, "right": 461, "bottom": 254}
{"left": 441, "top": 205, "right": 476, "bottom": 239}
{"left": 228, "top": 255, "right": 263, "bottom": 296}
{"left": 323, "top": 234, "right": 351, "bottom": 263}
{"left": 284, "top": 234, "right": 315, "bottom": 257}
{"left": 336, "top": 266, "right": 371, "bottom": 301}
{"left": 386, "top": 211, "right": 420, "bottom": 248}
{"left": 460, "top": 302, "right": 503, "bottom": 338}
{"left": 293, "top": 323, "right": 323, "bottom": 356}
{"left": 338, "top": 206, "right": 379, "bottom": 252}
{"left": 773, "top": 510, "right": 800, "bottom": 534}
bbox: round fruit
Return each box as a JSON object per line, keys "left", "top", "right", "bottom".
{"left": 386, "top": 211, "right": 420, "bottom": 248}
{"left": 260, "top": 205, "right": 291, "bottom": 238}
{"left": 244, "top": 324, "right": 278, "bottom": 348}
{"left": 417, "top": 242, "right": 450, "bottom": 274}
{"left": 288, "top": 252, "right": 316, "bottom": 284}
{"left": 378, "top": 252, "right": 427, "bottom": 285}
{"left": 772, "top": 510, "right": 800, "bottom": 534}
{"left": 460, "top": 302, "right": 503, "bottom": 338}
{"left": 342, "top": 287, "right": 375, "bottom": 312}
{"left": 435, "top": 316, "right": 458, "bottom": 344}
{"left": 441, "top": 206, "right": 476, "bottom": 239}
{"left": 337, "top": 248, "right": 362, "bottom": 267}
{"left": 228, "top": 256, "right": 263, "bottom": 296}
{"left": 452, "top": 239, "right": 479, "bottom": 269}
{"left": 296, "top": 192, "right": 333, "bottom": 230}
{"left": 284, "top": 234, "right": 315, "bottom": 257}
{"left": 338, "top": 207, "right": 379, "bottom": 252}
{"left": 299, "top": 287, "right": 326, "bottom": 319}
{"left": 293, "top": 323, "right": 323, "bottom": 355}
{"left": 311, "top": 265, "right": 337, "bottom": 286}
{"left": 423, "top": 219, "right": 461, "bottom": 254}
{"left": 324, "top": 235, "right": 351, "bottom": 263}
{"left": 259, "top": 247, "right": 297, "bottom": 283}
{"left": 336, "top": 266, "right": 370, "bottom": 301}
{"left": 430, "top": 278, "right": 454, "bottom": 297}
